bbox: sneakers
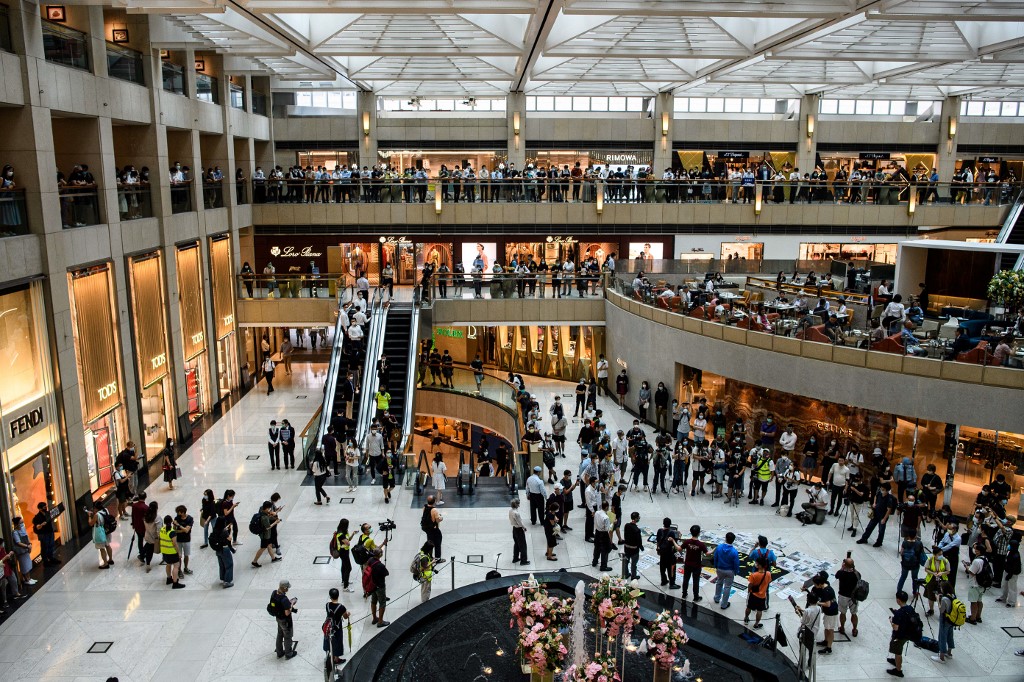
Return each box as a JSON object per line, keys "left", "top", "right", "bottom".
{"left": 223, "top": 582, "right": 233, "bottom": 589}
{"left": 172, "top": 582, "right": 186, "bottom": 589}
{"left": 377, "top": 620, "right": 390, "bottom": 628}
{"left": 931, "top": 655, "right": 946, "bottom": 663}
{"left": 25, "top": 579, "right": 38, "bottom": 586}
{"left": 886, "top": 669, "right": 904, "bottom": 678}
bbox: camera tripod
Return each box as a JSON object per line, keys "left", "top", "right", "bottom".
{"left": 834, "top": 500, "right": 861, "bottom": 538}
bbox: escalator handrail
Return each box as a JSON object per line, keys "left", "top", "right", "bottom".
{"left": 395, "top": 303, "right": 421, "bottom": 457}
{"left": 306, "top": 302, "right": 348, "bottom": 466}
{"left": 468, "top": 447, "right": 477, "bottom": 494}
{"left": 354, "top": 288, "right": 386, "bottom": 450}
{"left": 996, "top": 188, "right": 1024, "bottom": 245}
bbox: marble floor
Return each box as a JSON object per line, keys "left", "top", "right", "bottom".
{"left": 0, "top": 364, "right": 1021, "bottom": 682}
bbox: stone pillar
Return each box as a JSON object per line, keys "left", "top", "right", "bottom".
{"left": 796, "top": 94, "right": 819, "bottom": 174}
{"left": 507, "top": 91, "right": 526, "bottom": 168}
{"left": 357, "top": 90, "right": 377, "bottom": 169}
{"left": 937, "top": 96, "right": 960, "bottom": 186}
{"left": 653, "top": 92, "right": 674, "bottom": 174}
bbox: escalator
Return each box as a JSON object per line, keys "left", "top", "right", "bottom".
{"left": 379, "top": 302, "right": 413, "bottom": 424}
{"left": 997, "top": 189, "right": 1024, "bottom": 271}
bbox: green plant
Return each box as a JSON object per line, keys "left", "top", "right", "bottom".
{"left": 987, "top": 270, "right": 1024, "bottom": 314}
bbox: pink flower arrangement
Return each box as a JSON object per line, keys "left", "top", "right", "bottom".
{"left": 590, "top": 575, "right": 641, "bottom": 640}
{"left": 509, "top": 579, "right": 574, "bottom": 673}
{"left": 647, "top": 610, "right": 689, "bottom": 670}
{"left": 565, "top": 652, "right": 620, "bottom": 681}
{"left": 508, "top": 581, "right": 551, "bottom": 631}
{"left": 519, "top": 621, "right": 568, "bottom": 673}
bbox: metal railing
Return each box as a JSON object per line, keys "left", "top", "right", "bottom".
{"left": 42, "top": 21, "right": 89, "bottom": 71}
{"left": 248, "top": 179, "right": 1023, "bottom": 207}
{"left": 235, "top": 180, "right": 249, "bottom": 205}
{"left": 236, "top": 272, "right": 348, "bottom": 300}
{"left": 396, "top": 303, "right": 421, "bottom": 462}
{"left": 196, "top": 73, "right": 219, "bottom": 104}
{"left": 59, "top": 187, "right": 101, "bottom": 227}
{"left": 252, "top": 90, "right": 268, "bottom": 116}
{"left": 355, "top": 289, "right": 385, "bottom": 451}
{"left": 116, "top": 186, "right": 153, "bottom": 220}
{"left": 424, "top": 271, "right": 607, "bottom": 301}
{"left": 0, "top": 188, "right": 29, "bottom": 237}
{"left": 416, "top": 365, "right": 521, "bottom": 415}
{"left": 303, "top": 307, "right": 347, "bottom": 467}
{"left": 170, "top": 180, "right": 193, "bottom": 213}
{"left": 202, "top": 180, "right": 224, "bottom": 209}
{"left": 162, "top": 62, "right": 186, "bottom": 96}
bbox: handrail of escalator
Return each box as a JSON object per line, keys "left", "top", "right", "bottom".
{"left": 354, "top": 288, "right": 386, "bottom": 451}
{"left": 303, "top": 304, "right": 347, "bottom": 467}
{"left": 996, "top": 188, "right": 1024, "bottom": 244}
{"left": 395, "top": 303, "right": 421, "bottom": 463}
{"left": 413, "top": 448, "right": 429, "bottom": 496}
{"left": 457, "top": 450, "right": 467, "bottom": 495}
{"left": 468, "top": 447, "right": 477, "bottom": 496}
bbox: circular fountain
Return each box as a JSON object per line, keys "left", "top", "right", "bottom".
{"left": 341, "top": 572, "right": 799, "bottom": 682}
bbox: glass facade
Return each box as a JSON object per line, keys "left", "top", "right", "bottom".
{"left": 209, "top": 235, "right": 239, "bottom": 398}
{"left": 0, "top": 282, "right": 66, "bottom": 557}
{"left": 176, "top": 244, "right": 210, "bottom": 422}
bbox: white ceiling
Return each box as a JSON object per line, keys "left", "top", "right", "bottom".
{"left": 114, "top": 0, "right": 1024, "bottom": 99}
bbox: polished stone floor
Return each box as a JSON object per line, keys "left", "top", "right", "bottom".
{"left": 0, "top": 363, "right": 1021, "bottom": 682}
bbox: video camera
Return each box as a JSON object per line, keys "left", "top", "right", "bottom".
{"left": 379, "top": 519, "right": 397, "bottom": 533}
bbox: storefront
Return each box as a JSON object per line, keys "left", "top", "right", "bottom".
{"left": 818, "top": 151, "right": 936, "bottom": 180}
{"left": 209, "top": 235, "right": 240, "bottom": 399}
{"left": 674, "top": 149, "right": 796, "bottom": 175}
{"left": 430, "top": 324, "right": 606, "bottom": 382}
{"left": 0, "top": 281, "right": 67, "bottom": 556}
{"left": 721, "top": 241, "right": 764, "bottom": 261}
{"left": 955, "top": 156, "right": 1023, "bottom": 182}
{"left": 293, "top": 150, "right": 355, "bottom": 170}
{"left": 128, "top": 252, "right": 175, "bottom": 463}
{"left": 798, "top": 242, "right": 897, "bottom": 263}
{"left": 69, "top": 264, "right": 128, "bottom": 495}
{"left": 176, "top": 243, "right": 211, "bottom": 424}
{"left": 377, "top": 149, "right": 504, "bottom": 174}
{"left": 675, "top": 365, "right": 1023, "bottom": 520}
{"left": 527, "top": 149, "right": 654, "bottom": 172}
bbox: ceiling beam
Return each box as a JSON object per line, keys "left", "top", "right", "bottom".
{"left": 513, "top": 0, "right": 563, "bottom": 91}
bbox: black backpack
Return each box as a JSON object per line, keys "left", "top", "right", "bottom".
{"left": 249, "top": 512, "right": 262, "bottom": 536}
{"left": 351, "top": 534, "right": 371, "bottom": 565}
{"left": 852, "top": 573, "right": 870, "bottom": 602}
{"left": 266, "top": 592, "right": 285, "bottom": 617}
{"left": 100, "top": 509, "right": 117, "bottom": 534}
{"left": 903, "top": 609, "right": 924, "bottom": 643}
{"left": 976, "top": 556, "right": 995, "bottom": 589}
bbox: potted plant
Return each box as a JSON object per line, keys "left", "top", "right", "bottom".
{"left": 987, "top": 270, "right": 1024, "bottom": 320}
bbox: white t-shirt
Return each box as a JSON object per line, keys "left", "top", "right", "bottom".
{"left": 779, "top": 431, "right": 797, "bottom": 452}
{"left": 597, "top": 359, "right": 609, "bottom": 379}
{"left": 967, "top": 557, "right": 986, "bottom": 588}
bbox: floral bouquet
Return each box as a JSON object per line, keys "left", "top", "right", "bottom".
{"left": 647, "top": 610, "right": 689, "bottom": 670}
{"left": 564, "top": 652, "right": 620, "bottom": 682}
{"left": 591, "top": 575, "right": 642, "bottom": 640}
{"left": 520, "top": 621, "right": 568, "bottom": 674}
{"left": 509, "top": 578, "right": 550, "bottom": 631}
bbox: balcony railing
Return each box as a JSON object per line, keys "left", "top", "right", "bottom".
{"left": 0, "top": 188, "right": 29, "bottom": 237}
{"left": 59, "top": 187, "right": 101, "bottom": 227}
{"left": 236, "top": 273, "right": 348, "bottom": 300}
{"left": 202, "top": 180, "right": 224, "bottom": 209}
{"left": 196, "top": 73, "right": 219, "bottom": 104}
{"left": 252, "top": 90, "right": 268, "bottom": 116}
{"left": 248, "top": 178, "right": 1024, "bottom": 207}
{"left": 162, "top": 62, "right": 186, "bottom": 96}
{"left": 0, "top": 5, "right": 13, "bottom": 53}
{"left": 116, "top": 185, "right": 153, "bottom": 220}
{"left": 106, "top": 43, "right": 145, "bottom": 86}
{"left": 229, "top": 84, "right": 245, "bottom": 111}
{"left": 606, "top": 276, "right": 1024, "bottom": 371}
{"left": 42, "top": 21, "right": 90, "bottom": 71}
{"left": 235, "top": 180, "right": 249, "bottom": 205}
{"left": 170, "top": 179, "right": 193, "bottom": 214}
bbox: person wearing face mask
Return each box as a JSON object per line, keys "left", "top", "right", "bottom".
{"left": 801, "top": 435, "right": 820, "bottom": 479}
{"left": 364, "top": 424, "right": 385, "bottom": 484}
{"left": 759, "top": 415, "right": 778, "bottom": 449}
{"left": 115, "top": 441, "right": 140, "bottom": 497}
{"left": 820, "top": 438, "right": 841, "bottom": 484}
{"left": 0, "top": 164, "right": 18, "bottom": 229}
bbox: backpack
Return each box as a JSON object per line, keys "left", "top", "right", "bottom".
{"left": 946, "top": 597, "right": 967, "bottom": 627}
{"left": 362, "top": 559, "right": 377, "bottom": 594}
{"left": 975, "top": 557, "right": 994, "bottom": 589}
{"left": 901, "top": 540, "right": 923, "bottom": 568}
{"left": 100, "top": 509, "right": 117, "bottom": 534}
{"left": 249, "top": 512, "right": 262, "bottom": 536}
{"left": 852, "top": 573, "right": 870, "bottom": 602}
{"left": 329, "top": 533, "right": 341, "bottom": 560}
{"left": 351, "top": 535, "right": 371, "bottom": 565}
{"left": 410, "top": 552, "right": 425, "bottom": 581}
{"left": 266, "top": 592, "right": 285, "bottom": 618}
{"left": 903, "top": 609, "right": 924, "bottom": 644}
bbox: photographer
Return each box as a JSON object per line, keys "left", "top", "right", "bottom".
{"left": 898, "top": 493, "right": 925, "bottom": 540}
{"left": 896, "top": 528, "right": 925, "bottom": 595}
{"left": 919, "top": 464, "right": 943, "bottom": 515}
{"left": 844, "top": 474, "right": 868, "bottom": 537}
{"left": 366, "top": 548, "right": 391, "bottom": 628}
{"left": 269, "top": 579, "right": 298, "bottom": 659}
{"left": 780, "top": 465, "right": 803, "bottom": 517}
{"left": 800, "top": 481, "right": 828, "bottom": 525}
{"left": 421, "top": 497, "right": 444, "bottom": 563}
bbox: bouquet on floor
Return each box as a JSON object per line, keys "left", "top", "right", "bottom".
{"left": 591, "top": 575, "right": 642, "bottom": 640}
{"left": 564, "top": 652, "right": 620, "bottom": 682}
{"left": 519, "top": 620, "right": 569, "bottom": 674}
{"left": 647, "top": 610, "right": 689, "bottom": 670}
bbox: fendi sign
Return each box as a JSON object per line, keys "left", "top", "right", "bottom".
{"left": 6, "top": 396, "right": 48, "bottom": 444}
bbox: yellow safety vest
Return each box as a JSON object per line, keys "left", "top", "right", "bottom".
{"left": 158, "top": 526, "right": 176, "bottom": 555}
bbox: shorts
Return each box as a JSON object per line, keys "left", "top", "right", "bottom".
{"left": 178, "top": 541, "right": 191, "bottom": 557}
{"left": 730, "top": 475, "right": 745, "bottom": 491}
{"left": 747, "top": 595, "right": 767, "bottom": 612}
{"left": 888, "top": 638, "right": 907, "bottom": 656}
{"left": 756, "top": 478, "right": 770, "bottom": 490}
{"left": 968, "top": 585, "right": 983, "bottom": 603}
{"left": 838, "top": 595, "right": 858, "bottom": 615}
{"left": 93, "top": 540, "right": 110, "bottom": 549}
{"left": 261, "top": 537, "right": 274, "bottom": 548}
{"left": 822, "top": 613, "right": 838, "bottom": 631}
{"left": 163, "top": 553, "right": 180, "bottom": 565}
{"left": 371, "top": 586, "right": 388, "bottom": 607}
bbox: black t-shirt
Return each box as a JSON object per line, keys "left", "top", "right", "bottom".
{"left": 920, "top": 472, "right": 942, "bottom": 496}
{"left": 271, "top": 591, "right": 292, "bottom": 622}
{"left": 891, "top": 605, "right": 915, "bottom": 637}
{"left": 33, "top": 510, "right": 54, "bottom": 535}
{"left": 370, "top": 558, "right": 389, "bottom": 589}
{"left": 175, "top": 515, "right": 194, "bottom": 543}
{"left": 813, "top": 585, "right": 838, "bottom": 615}
{"left": 991, "top": 480, "right": 1011, "bottom": 500}
{"left": 834, "top": 569, "right": 858, "bottom": 598}
{"left": 116, "top": 448, "right": 139, "bottom": 473}
{"left": 325, "top": 601, "right": 347, "bottom": 630}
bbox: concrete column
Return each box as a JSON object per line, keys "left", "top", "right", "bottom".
{"left": 357, "top": 90, "right": 377, "bottom": 168}
{"left": 937, "top": 96, "right": 960, "bottom": 185}
{"left": 507, "top": 91, "right": 526, "bottom": 168}
{"left": 86, "top": 5, "right": 107, "bottom": 79}
{"left": 653, "top": 92, "right": 674, "bottom": 174}
{"left": 796, "top": 94, "right": 819, "bottom": 174}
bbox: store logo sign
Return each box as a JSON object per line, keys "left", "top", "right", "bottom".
{"left": 98, "top": 382, "right": 118, "bottom": 401}
{"left": 545, "top": 236, "right": 577, "bottom": 245}
{"left": 379, "top": 236, "right": 411, "bottom": 245}
{"left": 191, "top": 331, "right": 205, "bottom": 345}
{"left": 151, "top": 353, "right": 167, "bottom": 370}
{"left": 269, "top": 246, "right": 323, "bottom": 258}
{"left": 813, "top": 420, "right": 854, "bottom": 438}
{"left": 435, "top": 327, "right": 464, "bottom": 339}
{"left": 222, "top": 314, "right": 234, "bottom": 326}
{"left": 7, "top": 398, "right": 46, "bottom": 443}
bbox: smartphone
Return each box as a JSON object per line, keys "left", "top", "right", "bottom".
{"left": 788, "top": 595, "right": 797, "bottom": 607}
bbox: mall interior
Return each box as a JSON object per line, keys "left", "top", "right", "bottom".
{"left": 0, "top": 2, "right": 1024, "bottom": 681}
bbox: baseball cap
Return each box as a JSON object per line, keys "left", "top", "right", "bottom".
{"left": 533, "top": 466, "right": 542, "bottom": 472}
{"left": 279, "top": 579, "right": 291, "bottom": 589}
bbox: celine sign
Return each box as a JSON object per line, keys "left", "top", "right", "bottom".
{"left": 6, "top": 396, "right": 47, "bottom": 444}
{"left": 269, "top": 245, "right": 323, "bottom": 258}
{"left": 813, "top": 420, "right": 854, "bottom": 438}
